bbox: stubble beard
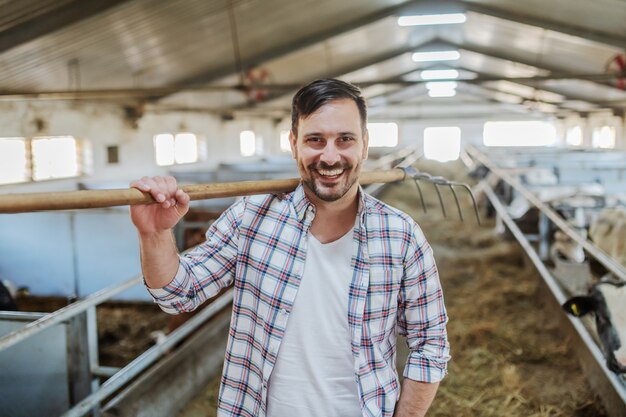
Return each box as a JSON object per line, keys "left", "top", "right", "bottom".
{"left": 302, "top": 161, "right": 361, "bottom": 202}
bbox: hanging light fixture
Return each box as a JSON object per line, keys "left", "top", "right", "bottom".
{"left": 398, "top": 13, "right": 466, "bottom": 26}
{"left": 398, "top": 1, "right": 467, "bottom": 27}
{"left": 412, "top": 50, "right": 460, "bottom": 62}
{"left": 420, "top": 69, "right": 460, "bottom": 80}
{"left": 426, "top": 81, "right": 458, "bottom": 98}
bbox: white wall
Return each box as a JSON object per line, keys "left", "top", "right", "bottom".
{"left": 0, "top": 208, "right": 145, "bottom": 300}
{"left": 0, "top": 102, "right": 291, "bottom": 193}
{"left": 0, "top": 101, "right": 290, "bottom": 300}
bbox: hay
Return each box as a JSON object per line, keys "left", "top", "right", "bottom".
{"left": 381, "top": 160, "right": 606, "bottom": 417}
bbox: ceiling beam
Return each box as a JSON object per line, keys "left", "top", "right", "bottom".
{"left": 452, "top": 64, "right": 625, "bottom": 114}
{"left": 450, "top": 41, "right": 626, "bottom": 92}
{"left": 364, "top": 70, "right": 552, "bottom": 115}
{"left": 0, "top": 0, "right": 133, "bottom": 55}
{"left": 361, "top": 62, "right": 622, "bottom": 116}
{"left": 1, "top": 71, "right": 624, "bottom": 101}
{"left": 231, "top": 37, "right": 625, "bottom": 111}
{"left": 465, "top": 3, "right": 626, "bottom": 48}
{"left": 451, "top": 65, "right": 607, "bottom": 108}
{"left": 233, "top": 43, "right": 431, "bottom": 110}
{"left": 368, "top": 101, "right": 530, "bottom": 120}
{"left": 384, "top": 63, "right": 621, "bottom": 114}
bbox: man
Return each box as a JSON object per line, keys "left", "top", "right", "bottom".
{"left": 130, "top": 79, "right": 449, "bottom": 417}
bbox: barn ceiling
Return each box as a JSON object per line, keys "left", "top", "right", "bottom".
{"left": 0, "top": 0, "right": 625, "bottom": 120}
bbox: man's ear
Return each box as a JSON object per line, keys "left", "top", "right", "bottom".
{"left": 289, "top": 129, "right": 297, "bottom": 159}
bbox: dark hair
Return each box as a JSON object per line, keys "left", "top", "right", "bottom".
{"left": 291, "top": 79, "right": 367, "bottom": 136}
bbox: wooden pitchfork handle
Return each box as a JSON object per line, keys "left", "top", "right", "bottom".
{"left": 0, "top": 169, "right": 407, "bottom": 214}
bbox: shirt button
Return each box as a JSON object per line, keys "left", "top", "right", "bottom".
{"left": 280, "top": 308, "right": 287, "bottom": 315}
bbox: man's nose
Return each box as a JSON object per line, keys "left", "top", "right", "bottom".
{"left": 320, "top": 142, "right": 340, "bottom": 165}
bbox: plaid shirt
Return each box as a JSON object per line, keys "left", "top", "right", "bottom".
{"left": 148, "top": 184, "right": 449, "bottom": 417}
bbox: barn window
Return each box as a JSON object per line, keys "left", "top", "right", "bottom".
{"left": 174, "top": 133, "right": 199, "bottom": 164}
{"left": 1, "top": 136, "right": 89, "bottom": 184}
{"left": 279, "top": 131, "right": 291, "bottom": 152}
{"left": 154, "top": 133, "right": 201, "bottom": 166}
{"left": 566, "top": 126, "right": 583, "bottom": 146}
{"left": 367, "top": 123, "right": 398, "bottom": 147}
{"left": 0, "top": 137, "right": 29, "bottom": 185}
{"left": 483, "top": 121, "right": 556, "bottom": 146}
{"left": 424, "top": 127, "right": 461, "bottom": 161}
{"left": 592, "top": 126, "right": 616, "bottom": 149}
{"left": 31, "top": 136, "right": 79, "bottom": 181}
{"left": 154, "top": 133, "right": 175, "bottom": 166}
{"left": 240, "top": 130, "right": 256, "bottom": 156}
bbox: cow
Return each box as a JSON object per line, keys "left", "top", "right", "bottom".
{"left": 589, "top": 208, "right": 626, "bottom": 267}
{"left": 545, "top": 206, "right": 626, "bottom": 277}
{"left": 551, "top": 230, "right": 586, "bottom": 264}
{"left": 562, "top": 279, "right": 626, "bottom": 373}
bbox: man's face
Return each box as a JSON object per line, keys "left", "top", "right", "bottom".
{"left": 290, "top": 99, "right": 368, "bottom": 203}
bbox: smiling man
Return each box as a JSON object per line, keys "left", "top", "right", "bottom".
{"left": 131, "top": 79, "right": 449, "bottom": 417}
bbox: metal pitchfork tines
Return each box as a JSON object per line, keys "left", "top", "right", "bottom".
{"left": 402, "top": 167, "right": 481, "bottom": 225}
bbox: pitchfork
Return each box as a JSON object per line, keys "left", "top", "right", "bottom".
{"left": 0, "top": 167, "right": 481, "bottom": 225}
{"left": 401, "top": 166, "right": 481, "bottom": 225}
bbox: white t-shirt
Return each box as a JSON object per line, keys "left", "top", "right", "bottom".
{"left": 266, "top": 227, "right": 362, "bottom": 417}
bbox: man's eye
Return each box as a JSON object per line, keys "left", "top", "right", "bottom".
{"left": 307, "top": 137, "right": 321, "bottom": 142}
{"left": 340, "top": 136, "right": 354, "bottom": 142}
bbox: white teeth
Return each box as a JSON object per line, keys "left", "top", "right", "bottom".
{"left": 318, "top": 169, "right": 344, "bottom": 177}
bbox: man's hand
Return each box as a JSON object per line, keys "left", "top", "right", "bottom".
{"left": 393, "top": 379, "right": 440, "bottom": 417}
{"left": 130, "top": 176, "right": 190, "bottom": 289}
{"left": 130, "top": 176, "right": 190, "bottom": 235}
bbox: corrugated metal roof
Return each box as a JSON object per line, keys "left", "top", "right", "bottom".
{"left": 0, "top": 0, "right": 76, "bottom": 32}
{"left": 1, "top": 0, "right": 625, "bottom": 119}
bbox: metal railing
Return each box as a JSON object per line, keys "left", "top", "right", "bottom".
{"left": 62, "top": 289, "right": 233, "bottom": 417}
{"left": 0, "top": 275, "right": 139, "bottom": 351}
{"left": 0, "top": 270, "right": 234, "bottom": 416}
{"left": 465, "top": 144, "right": 626, "bottom": 282}
{"left": 464, "top": 145, "right": 626, "bottom": 415}
{"left": 479, "top": 181, "right": 626, "bottom": 414}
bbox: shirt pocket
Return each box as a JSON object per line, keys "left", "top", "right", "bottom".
{"left": 363, "top": 265, "right": 402, "bottom": 338}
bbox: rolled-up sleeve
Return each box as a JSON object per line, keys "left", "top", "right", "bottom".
{"left": 397, "top": 222, "right": 450, "bottom": 383}
{"left": 147, "top": 198, "right": 244, "bottom": 314}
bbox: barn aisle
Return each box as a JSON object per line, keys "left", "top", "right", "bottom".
{"left": 178, "top": 160, "right": 607, "bottom": 416}
{"left": 384, "top": 161, "right": 606, "bottom": 416}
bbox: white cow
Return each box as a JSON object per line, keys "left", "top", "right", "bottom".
{"left": 589, "top": 208, "right": 626, "bottom": 267}
{"left": 547, "top": 206, "right": 626, "bottom": 268}
{"left": 563, "top": 279, "right": 626, "bottom": 373}
{"left": 560, "top": 210, "right": 626, "bottom": 374}
{"left": 550, "top": 207, "right": 588, "bottom": 264}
